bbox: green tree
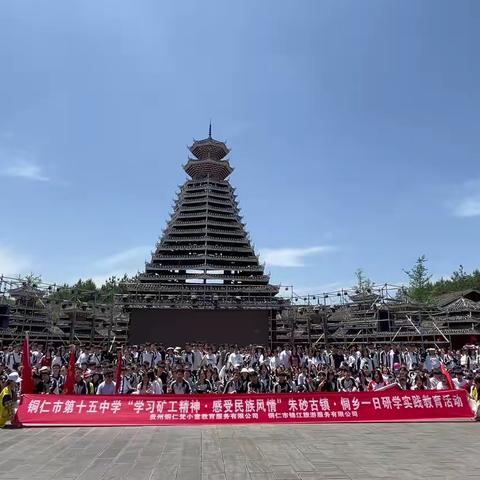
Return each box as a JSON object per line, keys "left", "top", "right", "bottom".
{"left": 99, "top": 275, "right": 131, "bottom": 301}
{"left": 403, "top": 255, "right": 433, "bottom": 303}
{"left": 23, "top": 273, "right": 43, "bottom": 285}
{"left": 48, "top": 274, "right": 133, "bottom": 305}
{"left": 49, "top": 279, "right": 98, "bottom": 303}
{"left": 354, "top": 268, "right": 374, "bottom": 293}
{"left": 430, "top": 265, "right": 480, "bottom": 296}
{"left": 451, "top": 264, "right": 467, "bottom": 282}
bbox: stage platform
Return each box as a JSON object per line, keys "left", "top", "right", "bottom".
{"left": 0, "top": 423, "right": 478, "bottom": 480}
{"left": 128, "top": 308, "right": 270, "bottom": 346}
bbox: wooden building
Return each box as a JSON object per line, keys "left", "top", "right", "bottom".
{"left": 125, "top": 127, "right": 279, "bottom": 307}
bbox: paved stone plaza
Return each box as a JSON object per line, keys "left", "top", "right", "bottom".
{"left": 0, "top": 422, "right": 477, "bottom": 480}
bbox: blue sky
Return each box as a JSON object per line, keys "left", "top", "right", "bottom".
{"left": 0, "top": 1, "right": 479, "bottom": 295}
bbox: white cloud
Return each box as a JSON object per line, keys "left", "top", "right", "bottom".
{"left": 96, "top": 246, "right": 150, "bottom": 269}
{"left": 0, "top": 245, "right": 32, "bottom": 276}
{"left": 454, "top": 196, "right": 480, "bottom": 217}
{"left": 451, "top": 179, "right": 480, "bottom": 218}
{"left": 85, "top": 246, "right": 150, "bottom": 286}
{"left": 0, "top": 144, "right": 50, "bottom": 182}
{"left": 1, "top": 159, "right": 50, "bottom": 182}
{"left": 88, "top": 271, "right": 131, "bottom": 288}
{"left": 260, "top": 246, "right": 335, "bottom": 267}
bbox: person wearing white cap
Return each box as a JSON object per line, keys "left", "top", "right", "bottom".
{"left": 173, "top": 347, "right": 183, "bottom": 365}
{"left": 239, "top": 367, "right": 250, "bottom": 390}
{"left": 1, "top": 372, "right": 21, "bottom": 427}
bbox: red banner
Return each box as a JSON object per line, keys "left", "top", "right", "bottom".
{"left": 16, "top": 390, "right": 473, "bottom": 427}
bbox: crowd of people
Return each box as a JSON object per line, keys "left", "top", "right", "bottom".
{"left": 1, "top": 341, "right": 480, "bottom": 426}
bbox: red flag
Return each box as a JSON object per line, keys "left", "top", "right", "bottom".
{"left": 21, "top": 334, "right": 33, "bottom": 394}
{"left": 63, "top": 347, "right": 76, "bottom": 394}
{"left": 440, "top": 362, "right": 455, "bottom": 390}
{"left": 115, "top": 350, "right": 122, "bottom": 394}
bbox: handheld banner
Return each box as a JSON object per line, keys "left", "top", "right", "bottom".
{"left": 16, "top": 389, "right": 474, "bottom": 427}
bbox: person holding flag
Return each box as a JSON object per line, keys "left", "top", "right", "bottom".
{"left": 440, "top": 362, "right": 455, "bottom": 390}
{"left": 63, "top": 345, "right": 77, "bottom": 395}
{"left": 21, "top": 334, "right": 33, "bottom": 395}
{"left": 115, "top": 348, "right": 122, "bottom": 394}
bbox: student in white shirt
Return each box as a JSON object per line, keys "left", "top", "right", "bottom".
{"left": 460, "top": 350, "right": 471, "bottom": 370}
{"left": 89, "top": 346, "right": 103, "bottom": 366}
{"left": 75, "top": 347, "right": 90, "bottom": 366}
{"left": 202, "top": 347, "right": 217, "bottom": 368}
{"left": 96, "top": 371, "right": 116, "bottom": 395}
{"left": 6, "top": 346, "right": 22, "bottom": 371}
{"left": 279, "top": 346, "right": 290, "bottom": 368}
{"left": 169, "top": 368, "right": 192, "bottom": 394}
{"left": 182, "top": 343, "right": 195, "bottom": 367}
{"left": 297, "top": 368, "right": 307, "bottom": 389}
{"left": 402, "top": 348, "right": 416, "bottom": 370}
{"left": 192, "top": 345, "right": 203, "bottom": 372}
{"left": 452, "top": 369, "right": 469, "bottom": 390}
{"left": 268, "top": 351, "right": 280, "bottom": 370}
{"left": 31, "top": 344, "right": 44, "bottom": 367}
{"left": 52, "top": 352, "right": 64, "bottom": 368}
{"left": 136, "top": 370, "right": 163, "bottom": 395}
{"left": 429, "top": 370, "right": 445, "bottom": 390}
{"left": 424, "top": 349, "right": 441, "bottom": 373}
{"left": 338, "top": 369, "right": 358, "bottom": 392}
{"left": 139, "top": 345, "right": 154, "bottom": 368}
{"left": 118, "top": 368, "right": 134, "bottom": 394}
{"left": 227, "top": 347, "right": 244, "bottom": 368}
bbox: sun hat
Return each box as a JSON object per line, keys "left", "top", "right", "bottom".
{"left": 7, "top": 372, "right": 21, "bottom": 383}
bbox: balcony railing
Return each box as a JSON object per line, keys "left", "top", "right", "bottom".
{"left": 182, "top": 192, "right": 235, "bottom": 202}
{"left": 160, "top": 235, "right": 249, "bottom": 244}
{"left": 126, "top": 282, "right": 279, "bottom": 293}
{"left": 179, "top": 205, "right": 237, "bottom": 213}
{"left": 148, "top": 253, "right": 259, "bottom": 262}
{"left": 181, "top": 189, "right": 233, "bottom": 198}
{"left": 175, "top": 211, "right": 242, "bottom": 220}
{"left": 185, "top": 183, "right": 231, "bottom": 192}
{"left": 146, "top": 262, "right": 265, "bottom": 271}
{"left": 137, "top": 272, "right": 270, "bottom": 282}
{"left": 169, "top": 219, "right": 245, "bottom": 228}
{"left": 155, "top": 244, "right": 254, "bottom": 253}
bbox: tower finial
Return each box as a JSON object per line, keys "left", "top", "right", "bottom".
{"left": 208, "top": 120, "right": 212, "bottom": 138}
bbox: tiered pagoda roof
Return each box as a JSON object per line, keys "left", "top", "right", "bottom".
{"left": 129, "top": 127, "right": 279, "bottom": 306}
